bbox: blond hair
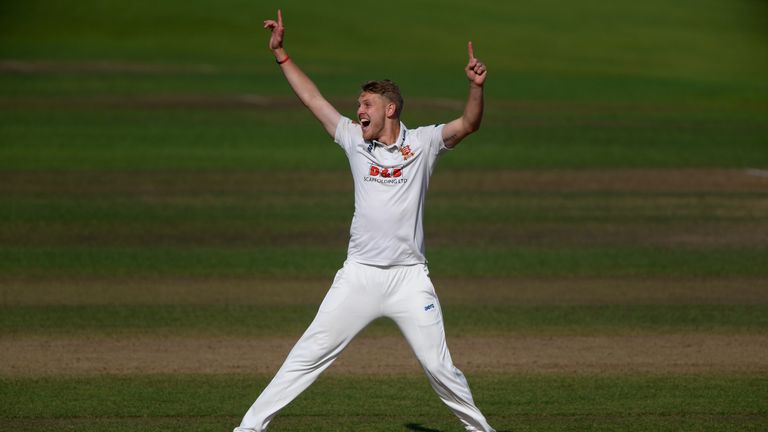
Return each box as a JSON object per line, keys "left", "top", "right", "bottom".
{"left": 361, "top": 79, "right": 404, "bottom": 118}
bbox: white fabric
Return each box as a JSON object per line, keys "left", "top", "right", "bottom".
{"left": 235, "top": 261, "right": 495, "bottom": 432}
{"left": 334, "top": 116, "right": 450, "bottom": 266}
{"left": 234, "top": 117, "right": 494, "bottom": 432}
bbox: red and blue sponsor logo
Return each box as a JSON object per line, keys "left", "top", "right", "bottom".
{"left": 369, "top": 165, "right": 402, "bottom": 178}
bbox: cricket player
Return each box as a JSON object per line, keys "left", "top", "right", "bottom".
{"left": 234, "top": 9, "right": 494, "bottom": 432}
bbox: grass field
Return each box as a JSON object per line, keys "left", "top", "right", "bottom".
{"left": 1, "top": 0, "right": 768, "bottom": 431}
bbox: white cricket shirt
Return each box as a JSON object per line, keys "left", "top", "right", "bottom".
{"left": 334, "top": 116, "right": 451, "bottom": 266}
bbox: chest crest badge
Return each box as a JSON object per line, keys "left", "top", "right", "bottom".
{"left": 400, "top": 144, "right": 413, "bottom": 161}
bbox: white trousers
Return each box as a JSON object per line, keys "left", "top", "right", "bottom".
{"left": 234, "top": 261, "right": 495, "bottom": 432}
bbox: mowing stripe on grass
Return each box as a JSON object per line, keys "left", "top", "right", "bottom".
{"left": 2, "top": 304, "right": 767, "bottom": 336}
{"left": 2, "top": 275, "right": 765, "bottom": 306}
{"left": 1, "top": 374, "right": 766, "bottom": 431}
{"left": 3, "top": 334, "right": 767, "bottom": 377}
{"left": 2, "top": 105, "right": 767, "bottom": 170}
{"left": 1, "top": 246, "right": 766, "bottom": 277}
{"left": 2, "top": 170, "right": 766, "bottom": 195}
{"left": 5, "top": 193, "right": 767, "bottom": 224}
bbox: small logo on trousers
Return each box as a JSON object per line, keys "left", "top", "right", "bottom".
{"left": 424, "top": 303, "right": 435, "bottom": 311}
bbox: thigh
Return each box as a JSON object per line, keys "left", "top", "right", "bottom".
{"left": 390, "top": 265, "right": 443, "bottom": 325}
{"left": 302, "top": 262, "right": 380, "bottom": 347}
{"left": 388, "top": 265, "right": 448, "bottom": 358}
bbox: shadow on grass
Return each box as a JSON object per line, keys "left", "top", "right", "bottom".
{"left": 405, "top": 424, "right": 442, "bottom": 432}
{"left": 405, "top": 423, "right": 510, "bottom": 432}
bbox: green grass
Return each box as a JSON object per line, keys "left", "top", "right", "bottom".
{"left": 2, "top": 1, "right": 767, "bottom": 431}
{"left": 2, "top": 0, "right": 767, "bottom": 88}
{"left": 2, "top": 2, "right": 767, "bottom": 172}
{"left": 1, "top": 374, "right": 767, "bottom": 431}
{"left": 1, "top": 246, "right": 766, "bottom": 277}
{"left": 2, "top": 106, "right": 767, "bottom": 170}
{"left": 4, "top": 190, "right": 767, "bottom": 225}
{"left": 1, "top": 304, "right": 766, "bottom": 337}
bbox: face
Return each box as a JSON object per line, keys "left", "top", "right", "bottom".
{"left": 357, "top": 92, "right": 393, "bottom": 141}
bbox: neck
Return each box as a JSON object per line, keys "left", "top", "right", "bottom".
{"left": 375, "top": 119, "right": 401, "bottom": 145}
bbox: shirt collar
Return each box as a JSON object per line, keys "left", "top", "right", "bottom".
{"left": 371, "top": 122, "right": 408, "bottom": 149}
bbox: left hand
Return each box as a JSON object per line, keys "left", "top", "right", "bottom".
{"left": 465, "top": 41, "right": 487, "bottom": 87}
{"left": 263, "top": 9, "right": 285, "bottom": 51}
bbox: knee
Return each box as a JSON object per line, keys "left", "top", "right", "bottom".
{"left": 295, "top": 333, "right": 335, "bottom": 361}
{"left": 419, "top": 355, "right": 449, "bottom": 376}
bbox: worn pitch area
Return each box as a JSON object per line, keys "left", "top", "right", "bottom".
{"left": 2, "top": 169, "right": 767, "bottom": 377}
{"left": 2, "top": 334, "right": 768, "bottom": 377}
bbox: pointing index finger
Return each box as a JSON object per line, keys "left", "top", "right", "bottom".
{"left": 468, "top": 41, "right": 475, "bottom": 60}
{"left": 278, "top": 9, "right": 283, "bottom": 26}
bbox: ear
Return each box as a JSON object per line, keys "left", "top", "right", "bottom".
{"left": 386, "top": 102, "right": 397, "bottom": 118}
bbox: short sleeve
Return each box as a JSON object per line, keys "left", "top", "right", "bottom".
{"left": 423, "top": 123, "right": 452, "bottom": 158}
{"left": 334, "top": 116, "right": 359, "bottom": 154}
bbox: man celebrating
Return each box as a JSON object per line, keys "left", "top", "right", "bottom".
{"left": 234, "top": 9, "right": 494, "bottom": 432}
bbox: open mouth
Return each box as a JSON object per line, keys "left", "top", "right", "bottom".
{"left": 360, "top": 118, "right": 371, "bottom": 128}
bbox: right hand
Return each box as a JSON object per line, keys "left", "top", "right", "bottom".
{"left": 263, "top": 9, "right": 285, "bottom": 50}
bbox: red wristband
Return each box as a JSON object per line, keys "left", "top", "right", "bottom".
{"left": 276, "top": 55, "right": 290, "bottom": 65}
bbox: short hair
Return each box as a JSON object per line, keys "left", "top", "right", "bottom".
{"left": 361, "top": 79, "right": 404, "bottom": 118}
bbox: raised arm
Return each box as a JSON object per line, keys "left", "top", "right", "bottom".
{"left": 263, "top": 9, "right": 340, "bottom": 137}
{"left": 442, "top": 41, "right": 487, "bottom": 148}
